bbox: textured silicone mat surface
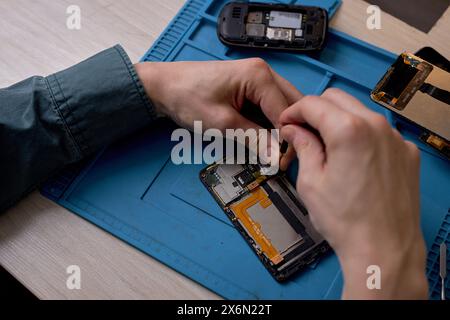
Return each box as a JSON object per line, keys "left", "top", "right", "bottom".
{"left": 42, "top": 0, "right": 450, "bottom": 299}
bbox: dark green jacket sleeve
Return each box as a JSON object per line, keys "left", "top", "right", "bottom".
{"left": 0, "top": 45, "right": 157, "bottom": 212}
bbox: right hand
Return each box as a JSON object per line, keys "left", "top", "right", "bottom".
{"left": 279, "top": 88, "right": 428, "bottom": 299}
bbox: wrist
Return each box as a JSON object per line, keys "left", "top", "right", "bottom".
{"left": 134, "top": 62, "right": 168, "bottom": 116}
{"left": 337, "top": 231, "right": 428, "bottom": 299}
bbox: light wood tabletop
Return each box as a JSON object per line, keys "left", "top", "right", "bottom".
{"left": 0, "top": 0, "right": 449, "bottom": 299}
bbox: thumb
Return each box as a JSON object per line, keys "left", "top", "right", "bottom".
{"left": 281, "top": 125, "right": 325, "bottom": 174}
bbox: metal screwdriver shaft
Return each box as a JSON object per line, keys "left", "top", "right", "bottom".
{"left": 440, "top": 242, "right": 447, "bottom": 300}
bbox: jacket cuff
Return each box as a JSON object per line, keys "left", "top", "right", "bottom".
{"left": 45, "top": 45, "right": 157, "bottom": 157}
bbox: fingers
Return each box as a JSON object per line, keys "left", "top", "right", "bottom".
{"left": 322, "top": 89, "right": 413, "bottom": 155}
{"left": 280, "top": 95, "right": 352, "bottom": 144}
{"left": 261, "top": 65, "right": 303, "bottom": 170}
{"left": 321, "top": 88, "right": 400, "bottom": 136}
{"left": 267, "top": 67, "right": 302, "bottom": 171}
{"left": 234, "top": 113, "right": 283, "bottom": 173}
{"left": 280, "top": 145, "right": 296, "bottom": 171}
{"left": 242, "top": 59, "right": 292, "bottom": 128}
{"left": 321, "top": 88, "right": 375, "bottom": 120}
{"left": 231, "top": 111, "right": 263, "bottom": 132}
{"left": 269, "top": 67, "right": 304, "bottom": 105}
{"left": 281, "top": 125, "right": 325, "bottom": 174}
{"left": 405, "top": 140, "right": 421, "bottom": 170}
{"left": 215, "top": 108, "right": 281, "bottom": 170}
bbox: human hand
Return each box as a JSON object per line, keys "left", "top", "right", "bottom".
{"left": 135, "top": 59, "right": 301, "bottom": 168}
{"left": 135, "top": 58, "right": 302, "bottom": 131}
{"left": 279, "top": 88, "right": 428, "bottom": 299}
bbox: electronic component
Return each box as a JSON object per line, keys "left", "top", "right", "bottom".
{"left": 200, "top": 162, "right": 329, "bottom": 281}
{"left": 247, "top": 11, "right": 263, "bottom": 24}
{"left": 266, "top": 27, "right": 293, "bottom": 41}
{"left": 209, "top": 164, "right": 246, "bottom": 205}
{"left": 420, "top": 133, "right": 449, "bottom": 158}
{"left": 218, "top": 2, "right": 328, "bottom": 52}
{"left": 371, "top": 52, "right": 450, "bottom": 159}
{"left": 246, "top": 23, "right": 265, "bottom": 37}
{"left": 234, "top": 170, "right": 255, "bottom": 187}
{"left": 269, "top": 11, "right": 302, "bottom": 29}
{"left": 230, "top": 187, "right": 303, "bottom": 265}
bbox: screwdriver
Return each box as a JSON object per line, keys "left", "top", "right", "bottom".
{"left": 441, "top": 242, "right": 447, "bottom": 300}
{"left": 279, "top": 140, "right": 289, "bottom": 171}
{"left": 280, "top": 140, "right": 289, "bottom": 155}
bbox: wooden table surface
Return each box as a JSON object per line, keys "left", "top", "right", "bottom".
{"left": 1, "top": 0, "right": 449, "bottom": 299}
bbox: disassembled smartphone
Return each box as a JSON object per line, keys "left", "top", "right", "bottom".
{"left": 200, "top": 163, "right": 330, "bottom": 281}
{"left": 371, "top": 50, "right": 450, "bottom": 159}
{"left": 218, "top": 2, "right": 328, "bottom": 52}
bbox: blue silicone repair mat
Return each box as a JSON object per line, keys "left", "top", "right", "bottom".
{"left": 42, "top": 0, "right": 450, "bottom": 299}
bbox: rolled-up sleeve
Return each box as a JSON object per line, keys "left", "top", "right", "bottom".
{"left": 0, "top": 45, "right": 157, "bottom": 212}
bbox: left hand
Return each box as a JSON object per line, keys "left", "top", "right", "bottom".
{"left": 135, "top": 58, "right": 301, "bottom": 169}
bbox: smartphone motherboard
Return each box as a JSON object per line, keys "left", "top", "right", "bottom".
{"left": 200, "top": 163, "right": 329, "bottom": 281}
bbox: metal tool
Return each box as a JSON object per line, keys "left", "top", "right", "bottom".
{"left": 440, "top": 242, "right": 447, "bottom": 300}
{"left": 280, "top": 140, "right": 288, "bottom": 155}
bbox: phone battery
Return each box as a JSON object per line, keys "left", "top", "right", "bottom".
{"left": 269, "top": 11, "right": 302, "bottom": 29}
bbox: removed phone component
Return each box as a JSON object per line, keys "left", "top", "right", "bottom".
{"left": 440, "top": 242, "right": 447, "bottom": 300}
{"left": 371, "top": 53, "right": 434, "bottom": 111}
{"left": 371, "top": 52, "right": 450, "bottom": 157}
{"left": 269, "top": 11, "right": 302, "bottom": 29}
{"left": 218, "top": 2, "right": 328, "bottom": 52}
{"left": 246, "top": 23, "right": 265, "bottom": 37}
{"left": 266, "top": 27, "right": 293, "bottom": 41}
{"left": 420, "top": 82, "right": 450, "bottom": 105}
{"left": 247, "top": 11, "right": 263, "bottom": 24}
